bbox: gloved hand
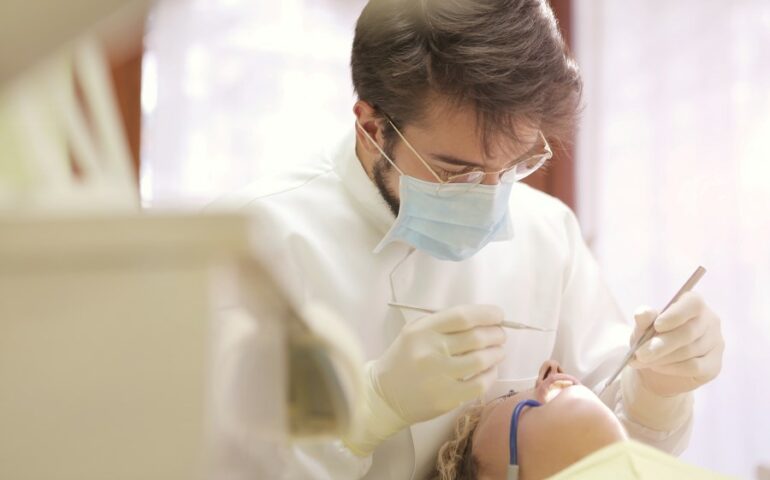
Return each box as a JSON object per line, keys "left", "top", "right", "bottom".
{"left": 629, "top": 291, "right": 725, "bottom": 397}
{"left": 342, "top": 305, "right": 506, "bottom": 456}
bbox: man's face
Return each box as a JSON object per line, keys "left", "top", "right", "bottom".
{"left": 369, "top": 99, "right": 544, "bottom": 216}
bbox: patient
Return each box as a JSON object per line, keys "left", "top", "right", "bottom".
{"left": 431, "top": 360, "right": 727, "bottom": 480}
{"left": 432, "top": 360, "right": 625, "bottom": 480}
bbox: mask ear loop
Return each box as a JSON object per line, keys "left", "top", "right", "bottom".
{"left": 355, "top": 120, "right": 405, "bottom": 176}
{"left": 509, "top": 399, "right": 542, "bottom": 466}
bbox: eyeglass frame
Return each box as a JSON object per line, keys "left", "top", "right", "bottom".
{"left": 384, "top": 115, "right": 553, "bottom": 187}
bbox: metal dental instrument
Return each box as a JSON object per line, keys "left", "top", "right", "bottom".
{"left": 598, "top": 266, "right": 707, "bottom": 396}
{"left": 388, "top": 302, "right": 555, "bottom": 332}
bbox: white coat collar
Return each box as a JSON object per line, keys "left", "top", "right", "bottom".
{"left": 333, "top": 131, "right": 397, "bottom": 235}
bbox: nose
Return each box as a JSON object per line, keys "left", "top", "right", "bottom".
{"left": 480, "top": 172, "right": 502, "bottom": 186}
{"left": 535, "top": 360, "right": 564, "bottom": 386}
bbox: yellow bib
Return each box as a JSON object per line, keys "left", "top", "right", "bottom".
{"left": 547, "top": 440, "right": 735, "bottom": 480}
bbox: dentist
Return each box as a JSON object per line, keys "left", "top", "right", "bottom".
{"left": 215, "top": 1, "right": 724, "bottom": 478}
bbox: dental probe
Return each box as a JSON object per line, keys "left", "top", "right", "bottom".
{"left": 598, "top": 266, "right": 707, "bottom": 397}
{"left": 387, "top": 302, "right": 554, "bottom": 332}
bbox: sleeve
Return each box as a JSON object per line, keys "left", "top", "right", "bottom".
{"left": 210, "top": 306, "right": 374, "bottom": 480}
{"left": 551, "top": 205, "right": 693, "bottom": 455}
{"left": 285, "top": 442, "right": 374, "bottom": 480}
{"left": 204, "top": 199, "right": 376, "bottom": 479}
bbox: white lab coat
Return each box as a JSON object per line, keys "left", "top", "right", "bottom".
{"left": 210, "top": 132, "right": 693, "bottom": 479}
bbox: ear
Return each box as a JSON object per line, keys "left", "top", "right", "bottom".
{"left": 353, "top": 100, "right": 386, "bottom": 156}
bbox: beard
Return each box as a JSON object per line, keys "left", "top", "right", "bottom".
{"left": 371, "top": 154, "right": 401, "bottom": 217}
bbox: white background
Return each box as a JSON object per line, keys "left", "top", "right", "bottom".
{"left": 576, "top": 1, "right": 770, "bottom": 477}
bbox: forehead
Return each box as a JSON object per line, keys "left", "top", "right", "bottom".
{"left": 404, "top": 96, "right": 541, "bottom": 163}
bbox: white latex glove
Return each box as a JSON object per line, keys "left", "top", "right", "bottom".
{"left": 629, "top": 291, "right": 725, "bottom": 397}
{"left": 342, "top": 305, "right": 506, "bottom": 456}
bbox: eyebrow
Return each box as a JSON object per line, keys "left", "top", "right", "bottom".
{"left": 429, "top": 153, "right": 483, "bottom": 168}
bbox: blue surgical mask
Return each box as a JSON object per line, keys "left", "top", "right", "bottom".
{"left": 356, "top": 121, "right": 515, "bottom": 261}
{"left": 509, "top": 399, "right": 542, "bottom": 479}
{"left": 375, "top": 176, "right": 513, "bottom": 261}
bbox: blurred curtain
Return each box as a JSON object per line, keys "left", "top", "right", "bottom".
{"left": 575, "top": 1, "right": 770, "bottom": 477}
{"left": 141, "top": 0, "right": 366, "bottom": 207}
{"left": 525, "top": 0, "right": 576, "bottom": 211}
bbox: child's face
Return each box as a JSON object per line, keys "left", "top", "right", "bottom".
{"left": 471, "top": 360, "right": 628, "bottom": 480}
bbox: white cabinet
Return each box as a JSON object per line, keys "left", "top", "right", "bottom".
{"left": 0, "top": 213, "right": 289, "bottom": 479}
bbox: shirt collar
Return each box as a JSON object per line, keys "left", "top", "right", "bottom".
{"left": 333, "top": 130, "right": 397, "bottom": 235}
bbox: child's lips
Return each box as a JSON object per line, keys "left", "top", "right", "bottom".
{"left": 537, "top": 373, "right": 581, "bottom": 403}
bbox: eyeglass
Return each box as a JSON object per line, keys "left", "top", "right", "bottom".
{"left": 386, "top": 117, "right": 553, "bottom": 192}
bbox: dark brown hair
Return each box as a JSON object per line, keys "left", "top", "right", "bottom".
{"left": 351, "top": 0, "right": 582, "bottom": 154}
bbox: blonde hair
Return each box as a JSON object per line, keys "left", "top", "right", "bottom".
{"left": 431, "top": 403, "right": 486, "bottom": 480}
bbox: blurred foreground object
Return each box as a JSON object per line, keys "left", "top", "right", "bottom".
{"left": 0, "top": 0, "right": 150, "bottom": 212}
{"left": 0, "top": 213, "right": 363, "bottom": 479}
{"left": 0, "top": 214, "right": 245, "bottom": 479}
{"left": 0, "top": 1, "right": 364, "bottom": 477}
{"left": 0, "top": 0, "right": 149, "bottom": 83}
